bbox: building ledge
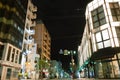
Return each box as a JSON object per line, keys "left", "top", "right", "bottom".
{"left": 0, "top": 60, "right": 21, "bottom": 69}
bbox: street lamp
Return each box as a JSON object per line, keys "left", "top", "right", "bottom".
{"left": 69, "top": 50, "right": 76, "bottom": 79}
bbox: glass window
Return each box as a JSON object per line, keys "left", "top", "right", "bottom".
{"left": 114, "top": 3, "right": 119, "bottom": 8}
{"left": 97, "top": 42, "right": 103, "bottom": 49}
{"left": 6, "top": 68, "right": 11, "bottom": 79}
{"left": 118, "top": 16, "right": 120, "bottom": 21}
{"left": 15, "top": 51, "right": 18, "bottom": 63}
{"left": 117, "top": 53, "right": 120, "bottom": 59}
{"left": 96, "top": 32, "right": 102, "bottom": 42}
{"left": 100, "top": 18, "right": 106, "bottom": 25}
{"left": 115, "top": 27, "right": 120, "bottom": 46}
{"left": 0, "top": 9, "right": 5, "bottom": 17}
{"left": 95, "top": 29, "right": 110, "bottom": 49}
{"left": 12, "top": 49, "right": 15, "bottom": 62}
{"left": 113, "top": 16, "right": 117, "bottom": 21}
{"left": 93, "top": 16, "right": 98, "bottom": 22}
{"left": 98, "top": 6, "right": 104, "bottom": 12}
{"left": 19, "top": 41, "right": 22, "bottom": 48}
{"left": 12, "top": 69, "right": 18, "bottom": 78}
{"left": 91, "top": 5, "right": 106, "bottom": 28}
{"left": 7, "top": 46, "right": 11, "bottom": 61}
{"left": 110, "top": 2, "right": 120, "bottom": 21}
{"left": 0, "top": 45, "right": 4, "bottom": 60}
{"left": 99, "top": 12, "right": 105, "bottom": 19}
{"left": 111, "top": 9, "right": 116, "bottom": 15}
{"left": 94, "top": 22, "right": 99, "bottom": 28}
{"left": 110, "top": 3, "right": 114, "bottom": 8}
{"left": 102, "top": 29, "right": 109, "bottom": 40}
{"left": 104, "top": 40, "right": 111, "bottom": 48}
{"left": 116, "top": 10, "right": 120, "bottom": 15}
{"left": 92, "top": 10, "right": 97, "bottom": 16}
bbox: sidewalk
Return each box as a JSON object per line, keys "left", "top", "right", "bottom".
{"left": 20, "top": 78, "right": 47, "bottom": 80}
{"left": 80, "top": 78, "right": 120, "bottom": 80}
{"left": 20, "top": 78, "right": 120, "bottom": 80}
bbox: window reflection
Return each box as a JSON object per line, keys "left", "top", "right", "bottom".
{"left": 91, "top": 5, "right": 106, "bottom": 28}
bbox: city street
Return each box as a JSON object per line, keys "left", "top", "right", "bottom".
{"left": 2, "top": 0, "right": 120, "bottom": 80}
{"left": 21, "top": 78, "right": 120, "bottom": 80}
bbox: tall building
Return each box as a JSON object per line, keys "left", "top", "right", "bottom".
{"left": 21, "top": 0, "right": 38, "bottom": 79}
{"left": 78, "top": 0, "right": 120, "bottom": 79}
{"left": 34, "top": 20, "right": 51, "bottom": 61}
{"left": 0, "top": 0, "right": 27, "bottom": 80}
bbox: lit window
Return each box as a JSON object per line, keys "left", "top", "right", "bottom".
{"left": 104, "top": 40, "right": 111, "bottom": 48}
{"left": 96, "top": 32, "right": 102, "bottom": 42}
{"left": 102, "top": 29, "right": 109, "bottom": 40}
{"left": 115, "top": 27, "right": 120, "bottom": 46}
{"left": 95, "top": 29, "right": 110, "bottom": 49}
{"left": 110, "top": 2, "right": 120, "bottom": 21}
{"left": 115, "top": 27, "right": 120, "bottom": 37}
{"left": 97, "top": 42, "right": 103, "bottom": 49}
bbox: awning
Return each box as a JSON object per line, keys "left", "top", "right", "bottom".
{"left": 91, "top": 47, "right": 120, "bottom": 60}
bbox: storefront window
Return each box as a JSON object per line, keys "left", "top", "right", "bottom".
{"left": 112, "top": 60, "right": 120, "bottom": 78}
{"left": 6, "top": 68, "right": 11, "bottom": 79}
{"left": 13, "top": 69, "right": 19, "bottom": 78}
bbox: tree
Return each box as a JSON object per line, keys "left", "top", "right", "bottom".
{"left": 39, "top": 60, "right": 50, "bottom": 69}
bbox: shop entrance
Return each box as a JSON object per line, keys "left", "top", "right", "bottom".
{"left": 102, "top": 62, "right": 112, "bottom": 78}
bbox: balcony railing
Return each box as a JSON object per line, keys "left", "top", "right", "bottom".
{"left": 32, "top": 13, "right": 37, "bottom": 19}
{"left": 32, "top": 5, "right": 37, "bottom": 12}
{"left": 24, "top": 38, "right": 34, "bottom": 44}
{"left": 25, "top": 28, "right": 35, "bottom": 35}
{"left": 31, "top": 20, "right": 36, "bottom": 27}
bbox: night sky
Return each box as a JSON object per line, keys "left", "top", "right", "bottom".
{"left": 32, "top": 0, "right": 92, "bottom": 70}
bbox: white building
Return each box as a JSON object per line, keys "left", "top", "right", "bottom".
{"left": 78, "top": 0, "right": 120, "bottom": 79}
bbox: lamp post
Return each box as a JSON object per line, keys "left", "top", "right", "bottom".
{"left": 69, "top": 50, "right": 76, "bottom": 79}
{"left": 58, "top": 49, "right": 77, "bottom": 78}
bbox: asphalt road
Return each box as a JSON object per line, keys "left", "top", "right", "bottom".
{"left": 21, "top": 78, "right": 120, "bottom": 80}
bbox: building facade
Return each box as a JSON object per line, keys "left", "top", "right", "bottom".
{"left": 0, "top": 0, "right": 27, "bottom": 80}
{"left": 34, "top": 20, "right": 51, "bottom": 61}
{"left": 21, "top": 0, "right": 38, "bottom": 79}
{"left": 78, "top": 0, "right": 120, "bottom": 79}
